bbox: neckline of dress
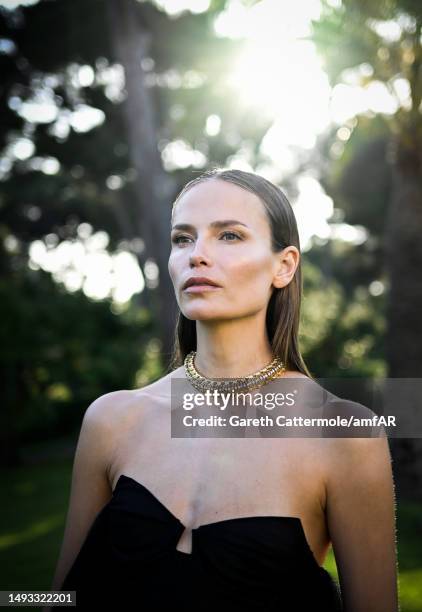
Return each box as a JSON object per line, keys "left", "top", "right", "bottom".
{"left": 113, "top": 473, "right": 304, "bottom": 532}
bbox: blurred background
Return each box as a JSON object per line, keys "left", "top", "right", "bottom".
{"left": 0, "top": 0, "right": 421, "bottom": 609}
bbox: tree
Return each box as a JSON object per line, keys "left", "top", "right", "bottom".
{"left": 0, "top": 0, "right": 273, "bottom": 464}
{"left": 0, "top": 0, "right": 272, "bottom": 367}
{"left": 311, "top": 0, "right": 422, "bottom": 498}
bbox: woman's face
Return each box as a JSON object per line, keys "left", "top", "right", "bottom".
{"left": 168, "top": 179, "right": 294, "bottom": 322}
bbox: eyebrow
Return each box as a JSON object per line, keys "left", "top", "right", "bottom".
{"left": 171, "top": 219, "right": 249, "bottom": 232}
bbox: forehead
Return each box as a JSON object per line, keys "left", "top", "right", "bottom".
{"left": 172, "top": 179, "right": 269, "bottom": 231}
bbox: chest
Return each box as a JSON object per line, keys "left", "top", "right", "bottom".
{"left": 109, "top": 404, "right": 326, "bottom": 530}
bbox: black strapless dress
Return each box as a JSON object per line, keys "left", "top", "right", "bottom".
{"left": 55, "top": 474, "right": 343, "bottom": 611}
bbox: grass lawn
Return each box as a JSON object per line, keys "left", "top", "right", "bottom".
{"left": 1, "top": 441, "right": 421, "bottom": 611}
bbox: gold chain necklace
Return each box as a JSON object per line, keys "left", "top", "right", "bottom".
{"left": 184, "top": 350, "right": 286, "bottom": 393}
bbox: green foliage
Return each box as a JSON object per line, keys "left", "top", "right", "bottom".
{"left": 306, "top": 0, "right": 421, "bottom": 383}
{"left": 312, "top": 0, "right": 422, "bottom": 142}
{"left": 327, "top": 115, "right": 392, "bottom": 232}
{"left": 0, "top": 268, "right": 154, "bottom": 443}
{"left": 0, "top": 0, "right": 259, "bottom": 457}
{"left": 312, "top": 2, "right": 385, "bottom": 86}
{"left": 300, "top": 256, "right": 386, "bottom": 378}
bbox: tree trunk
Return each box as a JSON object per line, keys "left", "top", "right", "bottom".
{"left": 106, "top": 0, "right": 178, "bottom": 371}
{"left": 384, "top": 132, "right": 422, "bottom": 501}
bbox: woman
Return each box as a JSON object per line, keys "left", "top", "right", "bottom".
{"left": 48, "top": 169, "right": 398, "bottom": 611}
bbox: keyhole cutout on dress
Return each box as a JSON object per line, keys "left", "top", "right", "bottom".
{"left": 175, "top": 526, "right": 193, "bottom": 555}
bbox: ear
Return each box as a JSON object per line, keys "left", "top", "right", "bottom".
{"left": 272, "top": 246, "right": 300, "bottom": 289}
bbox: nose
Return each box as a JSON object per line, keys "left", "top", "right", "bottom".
{"left": 188, "top": 237, "right": 211, "bottom": 268}
{"left": 189, "top": 253, "right": 209, "bottom": 267}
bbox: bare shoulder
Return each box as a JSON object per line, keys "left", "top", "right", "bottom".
{"left": 81, "top": 389, "right": 142, "bottom": 441}
{"left": 92, "top": 367, "right": 186, "bottom": 432}
{"left": 321, "top": 396, "right": 392, "bottom": 476}
{"left": 321, "top": 414, "right": 395, "bottom": 529}
{"left": 314, "top": 391, "right": 393, "bottom": 505}
{"left": 86, "top": 388, "right": 138, "bottom": 420}
{"left": 324, "top": 433, "right": 392, "bottom": 475}
{"left": 88, "top": 367, "right": 185, "bottom": 424}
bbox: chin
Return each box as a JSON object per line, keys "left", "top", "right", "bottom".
{"left": 182, "top": 306, "right": 224, "bottom": 321}
{"left": 183, "top": 312, "right": 219, "bottom": 321}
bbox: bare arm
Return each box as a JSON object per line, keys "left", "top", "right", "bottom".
{"left": 42, "top": 390, "right": 130, "bottom": 612}
{"left": 326, "top": 434, "right": 399, "bottom": 612}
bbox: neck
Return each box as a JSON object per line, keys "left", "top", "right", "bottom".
{"left": 193, "top": 313, "right": 275, "bottom": 378}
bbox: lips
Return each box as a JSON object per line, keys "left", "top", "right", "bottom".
{"left": 182, "top": 276, "right": 221, "bottom": 290}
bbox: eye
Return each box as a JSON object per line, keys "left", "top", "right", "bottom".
{"left": 220, "top": 231, "right": 241, "bottom": 241}
{"left": 171, "top": 235, "right": 191, "bottom": 245}
{"left": 171, "top": 231, "right": 242, "bottom": 245}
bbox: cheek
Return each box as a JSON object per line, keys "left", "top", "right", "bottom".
{"left": 168, "top": 252, "right": 180, "bottom": 281}
{"left": 227, "top": 250, "right": 273, "bottom": 290}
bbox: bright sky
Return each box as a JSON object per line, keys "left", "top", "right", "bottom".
{"left": 5, "top": 0, "right": 408, "bottom": 303}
